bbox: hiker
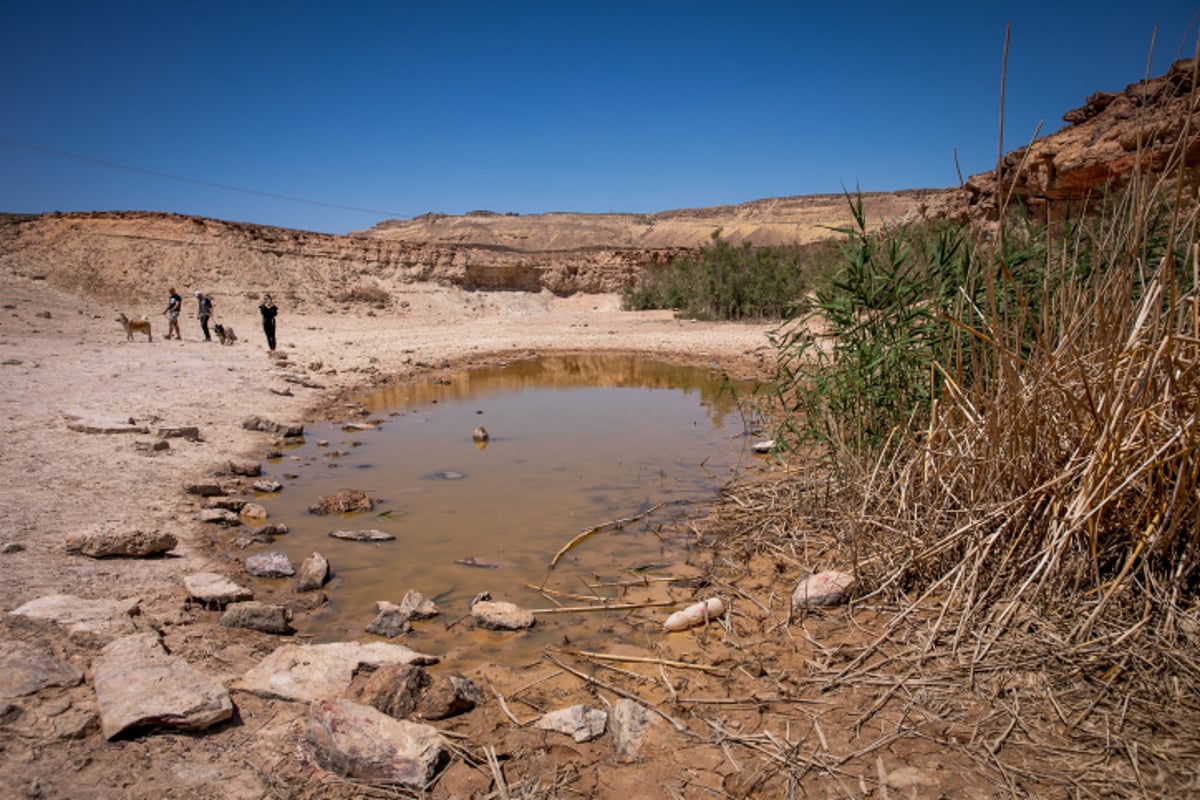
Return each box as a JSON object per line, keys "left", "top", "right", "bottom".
{"left": 258, "top": 294, "right": 278, "bottom": 351}
{"left": 163, "top": 287, "right": 182, "bottom": 339}
{"left": 195, "top": 291, "right": 213, "bottom": 341}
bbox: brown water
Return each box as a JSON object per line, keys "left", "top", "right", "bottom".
{"left": 249, "top": 354, "right": 767, "bottom": 665}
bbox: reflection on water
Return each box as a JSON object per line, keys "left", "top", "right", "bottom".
{"left": 250, "top": 355, "right": 764, "bottom": 666}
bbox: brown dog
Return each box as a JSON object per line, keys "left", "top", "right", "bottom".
{"left": 213, "top": 323, "right": 237, "bottom": 345}
{"left": 116, "top": 313, "right": 152, "bottom": 342}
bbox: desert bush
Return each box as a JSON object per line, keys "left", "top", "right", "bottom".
{"left": 622, "top": 234, "right": 839, "bottom": 320}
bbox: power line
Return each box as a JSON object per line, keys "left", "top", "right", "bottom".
{"left": 0, "top": 135, "right": 407, "bottom": 218}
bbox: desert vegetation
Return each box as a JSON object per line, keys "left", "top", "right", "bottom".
{"left": 694, "top": 130, "right": 1200, "bottom": 790}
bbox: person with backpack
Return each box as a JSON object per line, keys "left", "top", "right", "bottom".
{"left": 194, "top": 291, "right": 214, "bottom": 341}
{"left": 163, "top": 287, "right": 182, "bottom": 339}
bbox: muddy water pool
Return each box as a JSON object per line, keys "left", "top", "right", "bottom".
{"left": 251, "top": 354, "right": 768, "bottom": 666}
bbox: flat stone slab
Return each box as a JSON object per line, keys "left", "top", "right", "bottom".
{"left": 471, "top": 599, "right": 535, "bottom": 630}
{"left": 0, "top": 640, "right": 84, "bottom": 697}
{"left": 306, "top": 698, "right": 444, "bottom": 788}
{"left": 184, "top": 572, "right": 254, "bottom": 607}
{"left": 245, "top": 552, "right": 294, "bottom": 578}
{"left": 93, "top": 632, "right": 233, "bottom": 739}
{"left": 65, "top": 528, "right": 177, "bottom": 558}
{"left": 328, "top": 529, "right": 394, "bottom": 542}
{"left": 65, "top": 416, "right": 149, "bottom": 435}
{"left": 236, "top": 642, "right": 438, "bottom": 703}
{"left": 8, "top": 594, "right": 141, "bottom": 645}
{"left": 535, "top": 704, "right": 608, "bottom": 742}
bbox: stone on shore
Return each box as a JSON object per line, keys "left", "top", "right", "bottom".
{"left": 8, "top": 594, "right": 141, "bottom": 645}
{"left": 535, "top": 704, "right": 607, "bottom": 742}
{"left": 296, "top": 552, "right": 331, "bottom": 592}
{"left": 236, "top": 641, "right": 439, "bottom": 703}
{"left": 184, "top": 572, "right": 253, "bottom": 608}
{"left": 610, "top": 698, "right": 659, "bottom": 763}
{"left": 310, "top": 489, "right": 374, "bottom": 515}
{"left": 220, "top": 601, "right": 293, "bottom": 635}
{"left": 791, "top": 570, "right": 856, "bottom": 609}
{"left": 242, "top": 416, "right": 305, "bottom": 437}
{"left": 199, "top": 508, "right": 240, "bottom": 526}
{"left": 328, "top": 529, "right": 393, "bottom": 541}
{"left": 306, "top": 698, "right": 445, "bottom": 788}
{"left": 0, "top": 640, "right": 84, "bottom": 697}
{"left": 240, "top": 502, "right": 268, "bottom": 522}
{"left": 93, "top": 632, "right": 233, "bottom": 739}
{"left": 245, "top": 552, "right": 294, "bottom": 578}
{"left": 65, "top": 528, "right": 177, "bottom": 558}
{"left": 471, "top": 598, "right": 535, "bottom": 631}
{"left": 366, "top": 602, "right": 413, "bottom": 638}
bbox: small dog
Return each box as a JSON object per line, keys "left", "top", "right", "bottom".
{"left": 213, "top": 323, "right": 237, "bottom": 345}
{"left": 116, "top": 313, "right": 152, "bottom": 342}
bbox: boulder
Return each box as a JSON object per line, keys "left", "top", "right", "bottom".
{"left": 237, "top": 642, "right": 438, "bottom": 703}
{"left": 418, "top": 671, "right": 479, "bottom": 720}
{"left": 471, "top": 599, "right": 535, "bottom": 631}
{"left": 65, "top": 528, "right": 177, "bottom": 558}
{"left": 252, "top": 479, "right": 282, "bottom": 493}
{"left": 184, "top": 572, "right": 253, "bottom": 608}
{"left": 296, "top": 552, "right": 331, "bottom": 592}
{"left": 245, "top": 552, "right": 294, "bottom": 578}
{"left": 240, "top": 502, "right": 268, "bottom": 522}
{"left": 8, "top": 594, "right": 141, "bottom": 645}
{"left": 0, "top": 641, "right": 84, "bottom": 697}
{"left": 366, "top": 602, "right": 413, "bottom": 638}
{"left": 220, "top": 601, "right": 293, "bottom": 635}
{"left": 242, "top": 417, "right": 305, "bottom": 437}
{"left": 92, "top": 632, "right": 233, "bottom": 739}
{"left": 199, "top": 508, "right": 240, "bottom": 526}
{"left": 226, "top": 461, "right": 262, "bottom": 477}
{"left": 535, "top": 704, "right": 607, "bottom": 742}
{"left": 306, "top": 699, "right": 445, "bottom": 788}
{"left": 351, "top": 663, "right": 428, "bottom": 719}
{"left": 310, "top": 489, "right": 374, "bottom": 515}
{"left": 791, "top": 570, "right": 856, "bottom": 609}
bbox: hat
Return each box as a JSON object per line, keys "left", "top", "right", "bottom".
{"left": 194, "top": 291, "right": 201, "bottom": 297}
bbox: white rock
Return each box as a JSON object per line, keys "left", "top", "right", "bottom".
{"left": 791, "top": 570, "right": 855, "bottom": 609}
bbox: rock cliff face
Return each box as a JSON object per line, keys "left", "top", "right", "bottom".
{"left": 0, "top": 211, "right": 689, "bottom": 305}
{"left": 964, "top": 57, "right": 1200, "bottom": 219}
{"left": 0, "top": 193, "right": 936, "bottom": 303}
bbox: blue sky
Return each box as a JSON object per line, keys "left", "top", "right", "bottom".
{"left": 2, "top": 2, "right": 1197, "bottom": 234}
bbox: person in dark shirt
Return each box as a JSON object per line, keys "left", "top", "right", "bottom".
{"left": 195, "top": 291, "right": 213, "bottom": 341}
{"left": 163, "top": 287, "right": 182, "bottom": 339}
{"left": 258, "top": 294, "right": 278, "bottom": 351}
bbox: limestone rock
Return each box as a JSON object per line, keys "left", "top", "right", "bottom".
{"left": 398, "top": 589, "right": 439, "bottom": 620}
{"left": 791, "top": 570, "right": 856, "bottom": 609}
{"left": 220, "top": 601, "right": 293, "bottom": 635}
{"left": 245, "top": 552, "right": 294, "bottom": 578}
{"left": 184, "top": 572, "right": 253, "bottom": 608}
{"left": 418, "top": 671, "right": 479, "bottom": 720}
{"left": 535, "top": 704, "right": 607, "bottom": 742}
{"left": 351, "top": 663, "right": 427, "bottom": 719}
{"left": 236, "top": 641, "right": 439, "bottom": 703}
{"left": 610, "top": 698, "right": 658, "bottom": 763}
{"left": 242, "top": 416, "right": 305, "bottom": 437}
{"left": 0, "top": 641, "right": 84, "bottom": 697}
{"left": 226, "top": 461, "right": 262, "bottom": 477}
{"left": 366, "top": 602, "right": 413, "bottom": 638}
{"left": 199, "top": 508, "right": 240, "bottom": 526}
{"left": 92, "top": 632, "right": 233, "bottom": 739}
{"left": 306, "top": 698, "right": 445, "bottom": 788}
{"left": 185, "top": 483, "right": 225, "bottom": 497}
{"left": 471, "top": 598, "right": 535, "bottom": 631}
{"left": 65, "top": 416, "right": 149, "bottom": 435}
{"left": 252, "top": 479, "right": 282, "bottom": 493}
{"left": 310, "top": 489, "right": 374, "bottom": 515}
{"left": 328, "top": 529, "right": 393, "bottom": 541}
{"left": 239, "top": 502, "right": 268, "bottom": 522}
{"left": 65, "top": 528, "right": 177, "bottom": 558}
{"left": 8, "top": 594, "right": 141, "bottom": 645}
{"left": 296, "top": 552, "right": 331, "bottom": 592}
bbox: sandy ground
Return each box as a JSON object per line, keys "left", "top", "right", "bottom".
{"left": 0, "top": 269, "right": 783, "bottom": 799}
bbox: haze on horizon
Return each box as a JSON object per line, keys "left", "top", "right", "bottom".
{"left": 1, "top": 2, "right": 1197, "bottom": 235}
